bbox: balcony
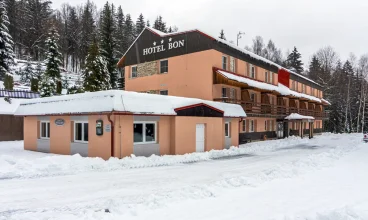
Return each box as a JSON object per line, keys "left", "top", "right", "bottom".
{"left": 213, "top": 98, "right": 329, "bottom": 119}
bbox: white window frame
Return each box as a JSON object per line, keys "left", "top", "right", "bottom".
{"left": 265, "top": 71, "right": 268, "bottom": 83}
{"left": 222, "top": 55, "right": 228, "bottom": 70}
{"left": 131, "top": 65, "right": 137, "bottom": 78}
{"left": 270, "top": 72, "right": 273, "bottom": 84}
{"left": 229, "top": 56, "right": 236, "bottom": 72}
{"left": 242, "top": 120, "right": 246, "bottom": 132}
{"left": 133, "top": 121, "right": 157, "bottom": 144}
{"left": 249, "top": 120, "right": 254, "bottom": 132}
{"left": 250, "top": 65, "right": 256, "bottom": 78}
{"left": 159, "top": 59, "right": 168, "bottom": 74}
{"left": 74, "top": 121, "right": 88, "bottom": 143}
{"left": 225, "top": 122, "right": 230, "bottom": 137}
{"left": 159, "top": 90, "right": 168, "bottom": 95}
{"left": 40, "top": 121, "right": 50, "bottom": 139}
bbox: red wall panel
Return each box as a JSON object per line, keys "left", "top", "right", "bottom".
{"left": 278, "top": 69, "right": 290, "bottom": 87}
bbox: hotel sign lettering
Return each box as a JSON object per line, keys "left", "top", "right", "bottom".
{"left": 143, "top": 38, "right": 185, "bottom": 56}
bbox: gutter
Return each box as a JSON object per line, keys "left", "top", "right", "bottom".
{"left": 107, "top": 112, "right": 115, "bottom": 157}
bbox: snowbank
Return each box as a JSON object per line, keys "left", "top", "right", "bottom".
{"left": 0, "top": 133, "right": 353, "bottom": 180}
{"left": 285, "top": 113, "right": 315, "bottom": 120}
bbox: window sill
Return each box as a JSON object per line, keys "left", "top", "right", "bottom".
{"left": 134, "top": 142, "right": 157, "bottom": 145}
{"left": 73, "top": 141, "right": 88, "bottom": 144}
{"left": 158, "top": 72, "right": 168, "bottom": 74}
{"left": 38, "top": 138, "right": 50, "bottom": 140}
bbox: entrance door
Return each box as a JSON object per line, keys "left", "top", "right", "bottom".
{"left": 277, "top": 122, "right": 284, "bottom": 138}
{"left": 196, "top": 124, "right": 205, "bottom": 152}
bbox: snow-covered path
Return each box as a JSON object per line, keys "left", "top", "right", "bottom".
{"left": 0, "top": 133, "right": 367, "bottom": 219}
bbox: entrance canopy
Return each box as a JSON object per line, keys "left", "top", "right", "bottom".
{"left": 285, "top": 113, "right": 315, "bottom": 121}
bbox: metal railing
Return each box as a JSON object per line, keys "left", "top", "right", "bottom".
{"left": 214, "top": 98, "right": 329, "bottom": 118}
{"left": 0, "top": 88, "right": 40, "bottom": 99}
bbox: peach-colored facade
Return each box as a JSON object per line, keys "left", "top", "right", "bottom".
{"left": 23, "top": 113, "right": 240, "bottom": 159}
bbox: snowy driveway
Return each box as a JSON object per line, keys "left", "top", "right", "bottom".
{"left": 0, "top": 133, "right": 367, "bottom": 219}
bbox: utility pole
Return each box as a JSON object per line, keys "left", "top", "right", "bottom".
{"left": 237, "top": 31, "right": 245, "bottom": 46}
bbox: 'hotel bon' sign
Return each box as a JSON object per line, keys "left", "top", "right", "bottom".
{"left": 143, "top": 38, "right": 185, "bottom": 56}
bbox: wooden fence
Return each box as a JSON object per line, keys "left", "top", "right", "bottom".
{"left": 0, "top": 115, "right": 23, "bottom": 141}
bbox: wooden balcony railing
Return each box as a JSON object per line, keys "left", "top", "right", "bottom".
{"left": 213, "top": 98, "right": 329, "bottom": 118}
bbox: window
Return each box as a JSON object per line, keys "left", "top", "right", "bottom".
{"left": 249, "top": 120, "right": 255, "bottom": 132}
{"left": 229, "top": 57, "right": 235, "bottom": 72}
{"left": 265, "top": 72, "right": 268, "bottom": 83}
{"left": 225, "top": 122, "right": 230, "bottom": 137}
{"left": 270, "top": 72, "right": 273, "bottom": 84}
{"left": 131, "top": 66, "right": 137, "bottom": 78}
{"left": 230, "top": 88, "right": 235, "bottom": 99}
{"left": 134, "top": 122, "right": 156, "bottom": 144}
{"left": 40, "top": 121, "right": 50, "bottom": 139}
{"left": 264, "top": 120, "right": 268, "bottom": 131}
{"left": 159, "top": 90, "right": 168, "bottom": 95}
{"left": 250, "top": 65, "right": 256, "bottom": 78}
{"left": 242, "top": 120, "right": 246, "bottom": 132}
{"left": 225, "top": 122, "right": 232, "bottom": 137}
{"left": 250, "top": 93, "right": 256, "bottom": 103}
{"left": 222, "top": 56, "right": 228, "bottom": 70}
{"left": 74, "top": 122, "right": 88, "bottom": 142}
{"left": 222, "top": 87, "right": 227, "bottom": 98}
{"left": 295, "top": 82, "right": 299, "bottom": 91}
{"left": 160, "top": 60, "right": 168, "bottom": 73}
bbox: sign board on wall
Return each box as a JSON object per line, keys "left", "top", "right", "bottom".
{"left": 105, "top": 124, "right": 111, "bottom": 132}
{"left": 54, "top": 119, "right": 65, "bottom": 126}
{"left": 142, "top": 38, "right": 185, "bottom": 56}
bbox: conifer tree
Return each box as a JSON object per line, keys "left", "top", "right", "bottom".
{"left": 308, "top": 55, "right": 322, "bottom": 82}
{"left": 286, "top": 46, "right": 304, "bottom": 73}
{"left": 122, "top": 14, "right": 134, "bottom": 53}
{"left": 3, "top": 74, "right": 13, "bottom": 89}
{"left": 83, "top": 40, "right": 110, "bottom": 92}
{"left": 0, "top": 0, "right": 15, "bottom": 81}
{"left": 219, "top": 29, "right": 226, "bottom": 40}
{"left": 153, "top": 16, "right": 166, "bottom": 32}
{"left": 115, "top": 5, "right": 125, "bottom": 55}
{"left": 135, "top": 13, "right": 145, "bottom": 35}
{"left": 80, "top": 0, "right": 96, "bottom": 66}
{"left": 39, "top": 26, "right": 62, "bottom": 97}
{"left": 99, "top": 1, "right": 117, "bottom": 88}
{"left": 31, "top": 62, "right": 43, "bottom": 92}
{"left": 146, "top": 20, "right": 150, "bottom": 27}
{"left": 20, "top": 59, "right": 34, "bottom": 84}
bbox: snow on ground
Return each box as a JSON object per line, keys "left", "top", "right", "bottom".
{"left": 0, "top": 133, "right": 367, "bottom": 220}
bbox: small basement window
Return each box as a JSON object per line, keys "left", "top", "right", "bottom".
{"left": 159, "top": 90, "right": 168, "bottom": 95}
{"left": 225, "top": 122, "right": 230, "bottom": 137}
{"left": 131, "top": 66, "right": 137, "bottom": 78}
{"left": 134, "top": 122, "right": 157, "bottom": 144}
{"left": 40, "top": 121, "right": 50, "bottom": 139}
{"left": 242, "top": 120, "right": 246, "bottom": 132}
{"left": 74, "top": 122, "right": 89, "bottom": 143}
{"left": 160, "top": 60, "right": 168, "bottom": 73}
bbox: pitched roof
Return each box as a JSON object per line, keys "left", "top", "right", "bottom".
{"left": 15, "top": 90, "right": 246, "bottom": 118}
{"left": 118, "top": 26, "right": 321, "bottom": 88}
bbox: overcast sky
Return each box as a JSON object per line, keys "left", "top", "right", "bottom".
{"left": 53, "top": 0, "right": 368, "bottom": 67}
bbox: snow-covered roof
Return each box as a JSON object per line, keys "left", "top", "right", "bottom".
{"left": 140, "top": 27, "right": 321, "bottom": 87}
{"left": 217, "top": 69, "right": 322, "bottom": 103}
{"left": 285, "top": 113, "right": 315, "bottom": 120}
{"left": 0, "top": 98, "right": 24, "bottom": 115}
{"left": 15, "top": 90, "right": 246, "bottom": 118}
